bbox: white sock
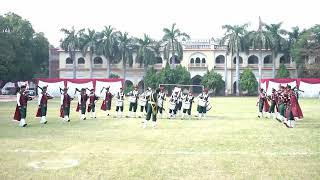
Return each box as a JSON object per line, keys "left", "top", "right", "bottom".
{"left": 152, "top": 121, "right": 157, "bottom": 128}
{"left": 40, "top": 116, "right": 46, "bottom": 123}
{"left": 143, "top": 120, "right": 147, "bottom": 128}
{"left": 93, "top": 112, "right": 96, "bottom": 118}
{"left": 19, "top": 118, "right": 26, "bottom": 127}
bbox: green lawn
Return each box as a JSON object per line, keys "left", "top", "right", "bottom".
{"left": 0, "top": 97, "right": 319, "bottom": 180}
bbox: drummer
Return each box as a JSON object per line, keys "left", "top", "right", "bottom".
{"left": 115, "top": 87, "right": 125, "bottom": 118}
{"left": 169, "top": 90, "right": 179, "bottom": 119}
{"left": 127, "top": 85, "right": 139, "bottom": 118}
{"left": 197, "top": 88, "right": 209, "bottom": 119}
{"left": 157, "top": 86, "right": 166, "bottom": 119}
{"left": 138, "top": 89, "right": 149, "bottom": 118}
{"left": 181, "top": 90, "right": 194, "bottom": 120}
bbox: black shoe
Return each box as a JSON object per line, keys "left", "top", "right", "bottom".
{"left": 44, "top": 121, "right": 47, "bottom": 124}
{"left": 83, "top": 118, "right": 86, "bottom": 120}
{"left": 67, "top": 120, "right": 70, "bottom": 122}
{"left": 23, "top": 124, "right": 27, "bottom": 127}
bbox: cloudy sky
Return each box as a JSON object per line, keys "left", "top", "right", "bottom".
{"left": 1, "top": 0, "right": 319, "bottom": 47}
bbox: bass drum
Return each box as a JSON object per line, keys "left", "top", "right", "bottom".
{"left": 169, "top": 102, "right": 176, "bottom": 110}
{"left": 206, "top": 102, "right": 212, "bottom": 111}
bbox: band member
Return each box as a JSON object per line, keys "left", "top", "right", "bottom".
{"left": 143, "top": 88, "right": 160, "bottom": 128}
{"left": 169, "top": 91, "right": 179, "bottom": 119}
{"left": 60, "top": 87, "right": 73, "bottom": 122}
{"left": 116, "top": 87, "right": 125, "bottom": 118}
{"left": 157, "top": 87, "right": 166, "bottom": 119}
{"left": 145, "top": 87, "right": 152, "bottom": 112}
{"left": 127, "top": 85, "right": 139, "bottom": 118}
{"left": 76, "top": 88, "right": 88, "bottom": 120}
{"left": 87, "top": 88, "right": 99, "bottom": 118}
{"left": 277, "top": 86, "right": 287, "bottom": 123}
{"left": 13, "top": 85, "right": 33, "bottom": 127}
{"left": 176, "top": 90, "right": 183, "bottom": 117}
{"left": 256, "top": 88, "right": 269, "bottom": 118}
{"left": 138, "top": 92, "right": 147, "bottom": 118}
{"left": 197, "top": 88, "right": 209, "bottom": 119}
{"left": 267, "top": 88, "right": 278, "bottom": 119}
{"left": 182, "top": 90, "right": 194, "bottom": 120}
{"left": 36, "top": 86, "right": 53, "bottom": 124}
{"left": 101, "top": 86, "right": 113, "bottom": 116}
{"left": 285, "top": 85, "right": 304, "bottom": 128}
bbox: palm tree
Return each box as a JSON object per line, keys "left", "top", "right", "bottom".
{"left": 249, "top": 17, "right": 272, "bottom": 85}
{"left": 117, "top": 31, "right": 133, "bottom": 80}
{"left": 60, "top": 27, "right": 83, "bottom": 79}
{"left": 265, "top": 22, "right": 287, "bottom": 78}
{"left": 135, "top": 34, "right": 156, "bottom": 87}
{"left": 79, "top": 28, "right": 98, "bottom": 78}
{"left": 99, "top": 25, "right": 120, "bottom": 78}
{"left": 162, "top": 23, "right": 190, "bottom": 68}
{"left": 221, "top": 24, "right": 249, "bottom": 96}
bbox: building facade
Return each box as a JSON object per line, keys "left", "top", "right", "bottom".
{"left": 58, "top": 39, "right": 299, "bottom": 95}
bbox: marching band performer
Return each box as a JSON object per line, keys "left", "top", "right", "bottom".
{"left": 285, "top": 85, "right": 304, "bottom": 128}
{"left": 115, "top": 87, "right": 125, "bottom": 118}
{"left": 182, "top": 90, "right": 194, "bottom": 120}
{"left": 60, "top": 87, "right": 73, "bottom": 122}
{"left": 13, "top": 85, "right": 33, "bottom": 127}
{"left": 100, "top": 86, "right": 113, "bottom": 117}
{"left": 36, "top": 86, "right": 53, "bottom": 124}
{"left": 157, "top": 86, "right": 166, "bottom": 119}
{"left": 169, "top": 91, "right": 179, "bottom": 119}
{"left": 127, "top": 85, "right": 139, "bottom": 118}
{"left": 87, "top": 88, "right": 99, "bottom": 119}
{"left": 76, "top": 88, "right": 88, "bottom": 120}
{"left": 256, "top": 88, "right": 269, "bottom": 118}
{"left": 197, "top": 88, "right": 209, "bottom": 119}
{"left": 143, "top": 88, "right": 160, "bottom": 128}
{"left": 267, "top": 88, "right": 278, "bottom": 119}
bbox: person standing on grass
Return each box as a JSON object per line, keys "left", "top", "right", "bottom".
{"left": 126, "top": 85, "right": 139, "bottom": 118}
{"left": 115, "top": 87, "right": 125, "bottom": 118}
{"left": 100, "top": 86, "right": 113, "bottom": 117}
{"left": 36, "top": 86, "right": 53, "bottom": 124}
{"left": 182, "top": 90, "right": 194, "bottom": 120}
{"left": 157, "top": 86, "right": 166, "bottom": 119}
{"left": 143, "top": 88, "right": 160, "bottom": 128}
{"left": 60, "top": 87, "right": 73, "bottom": 122}
{"left": 285, "top": 85, "right": 304, "bottom": 128}
{"left": 87, "top": 88, "right": 99, "bottom": 119}
{"left": 76, "top": 88, "right": 88, "bottom": 120}
{"left": 267, "top": 88, "right": 278, "bottom": 119}
{"left": 13, "top": 85, "right": 33, "bottom": 127}
{"left": 197, "top": 88, "right": 209, "bottom": 119}
{"left": 169, "top": 91, "right": 179, "bottom": 119}
{"left": 256, "top": 88, "right": 269, "bottom": 118}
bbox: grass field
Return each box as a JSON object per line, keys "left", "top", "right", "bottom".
{"left": 0, "top": 97, "right": 319, "bottom": 180}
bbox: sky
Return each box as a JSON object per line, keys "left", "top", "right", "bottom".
{"left": 1, "top": 0, "right": 319, "bottom": 47}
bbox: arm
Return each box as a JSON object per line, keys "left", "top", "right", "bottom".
{"left": 16, "top": 93, "right": 21, "bottom": 107}
{"left": 60, "top": 95, "right": 64, "bottom": 106}
{"left": 38, "top": 94, "right": 42, "bottom": 106}
{"left": 78, "top": 94, "right": 81, "bottom": 105}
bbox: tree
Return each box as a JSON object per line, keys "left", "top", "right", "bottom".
{"left": 32, "top": 32, "right": 49, "bottom": 78}
{"left": 276, "top": 64, "right": 290, "bottom": 78}
{"left": 60, "top": 27, "right": 82, "bottom": 79}
{"left": 144, "top": 68, "right": 158, "bottom": 89}
{"left": 79, "top": 29, "right": 99, "bottom": 78}
{"left": 249, "top": 17, "right": 272, "bottom": 85}
{"left": 99, "top": 25, "right": 120, "bottom": 78}
{"left": 221, "top": 23, "right": 249, "bottom": 96}
{"left": 239, "top": 68, "right": 258, "bottom": 95}
{"left": 162, "top": 23, "right": 190, "bottom": 68}
{"left": 265, "top": 22, "right": 287, "bottom": 78}
{"left": 201, "top": 70, "right": 225, "bottom": 95}
{"left": 117, "top": 31, "right": 133, "bottom": 80}
{"left": 136, "top": 34, "right": 157, "bottom": 88}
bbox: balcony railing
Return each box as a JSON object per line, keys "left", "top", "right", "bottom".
{"left": 188, "top": 63, "right": 207, "bottom": 68}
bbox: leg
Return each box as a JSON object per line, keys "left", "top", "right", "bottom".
{"left": 19, "top": 107, "right": 27, "bottom": 127}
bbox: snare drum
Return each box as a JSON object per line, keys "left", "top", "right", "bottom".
{"left": 198, "top": 99, "right": 206, "bottom": 107}
{"left": 182, "top": 101, "right": 190, "bottom": 110}
{"left": 206, "top": 102, "right": 212, "bottom": 111}
{"left": 138, "top": 99, "right": 147, "bottom": 106}
{"left": 129, "top": 96, "right": 137, "bottom": 103}
{"left": 169, "top": 102, "right": 176, "bottom": 110}
{"left": 116, "top": 100, "right": 123, "bottom": 107}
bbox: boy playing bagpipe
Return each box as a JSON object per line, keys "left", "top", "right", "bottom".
{"left": 13, "top": 85, "right": 34, "bottom": 127}
{"left": 87, "top": 88, "right": 99, "bottom": 119}
{"left": 36, "top": 86, "right": 53, "bottom": 124}
{"left": 76, "top": 88, "right": 89, "bottom": 120}
{"left": 60, "top": 87, "right": 74, "bottom": 122}
{"left": 100, "top": 86, "right": 113, "bottom": 117}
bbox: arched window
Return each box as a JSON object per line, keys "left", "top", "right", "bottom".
{"left": 156, "top": 57, "right": 163, "bottom": 64}
{"left": 78, "top": 57, "right": 85, "bottom": 64}
{"left": 202, "top": 58, "right": 206, "bottom": 64}
{"left": 190, "top": 58, "right": 194, "bottom": 63}
{"left": 248, "top": 55, "right": 259, "bottom": 64}
{"left": 280, "top": 56, "right": 290, "bottom": 64}
{"left": 195, "top": 57, "right": 201, "bottom": 63}
{"left": 170, "top": 55, "right": 180, "bottom": 64}
{"left": 215, "top": 55, "right": 225, "bottom": 64}
{"left": 233, "top": 56, "right": 243, "bottom": 64}
{"left": 66, "top": 57, "right": 73, "bottom": 64}
{"left": 264, "top": 55, "right": 272, "bottom": 64}
{"left": 94, "top": 57, "right": 103, "bottom": 64}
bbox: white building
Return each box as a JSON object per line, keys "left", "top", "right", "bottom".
{"left": 58, "top": 39, "right": 298, "bottom": 95}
